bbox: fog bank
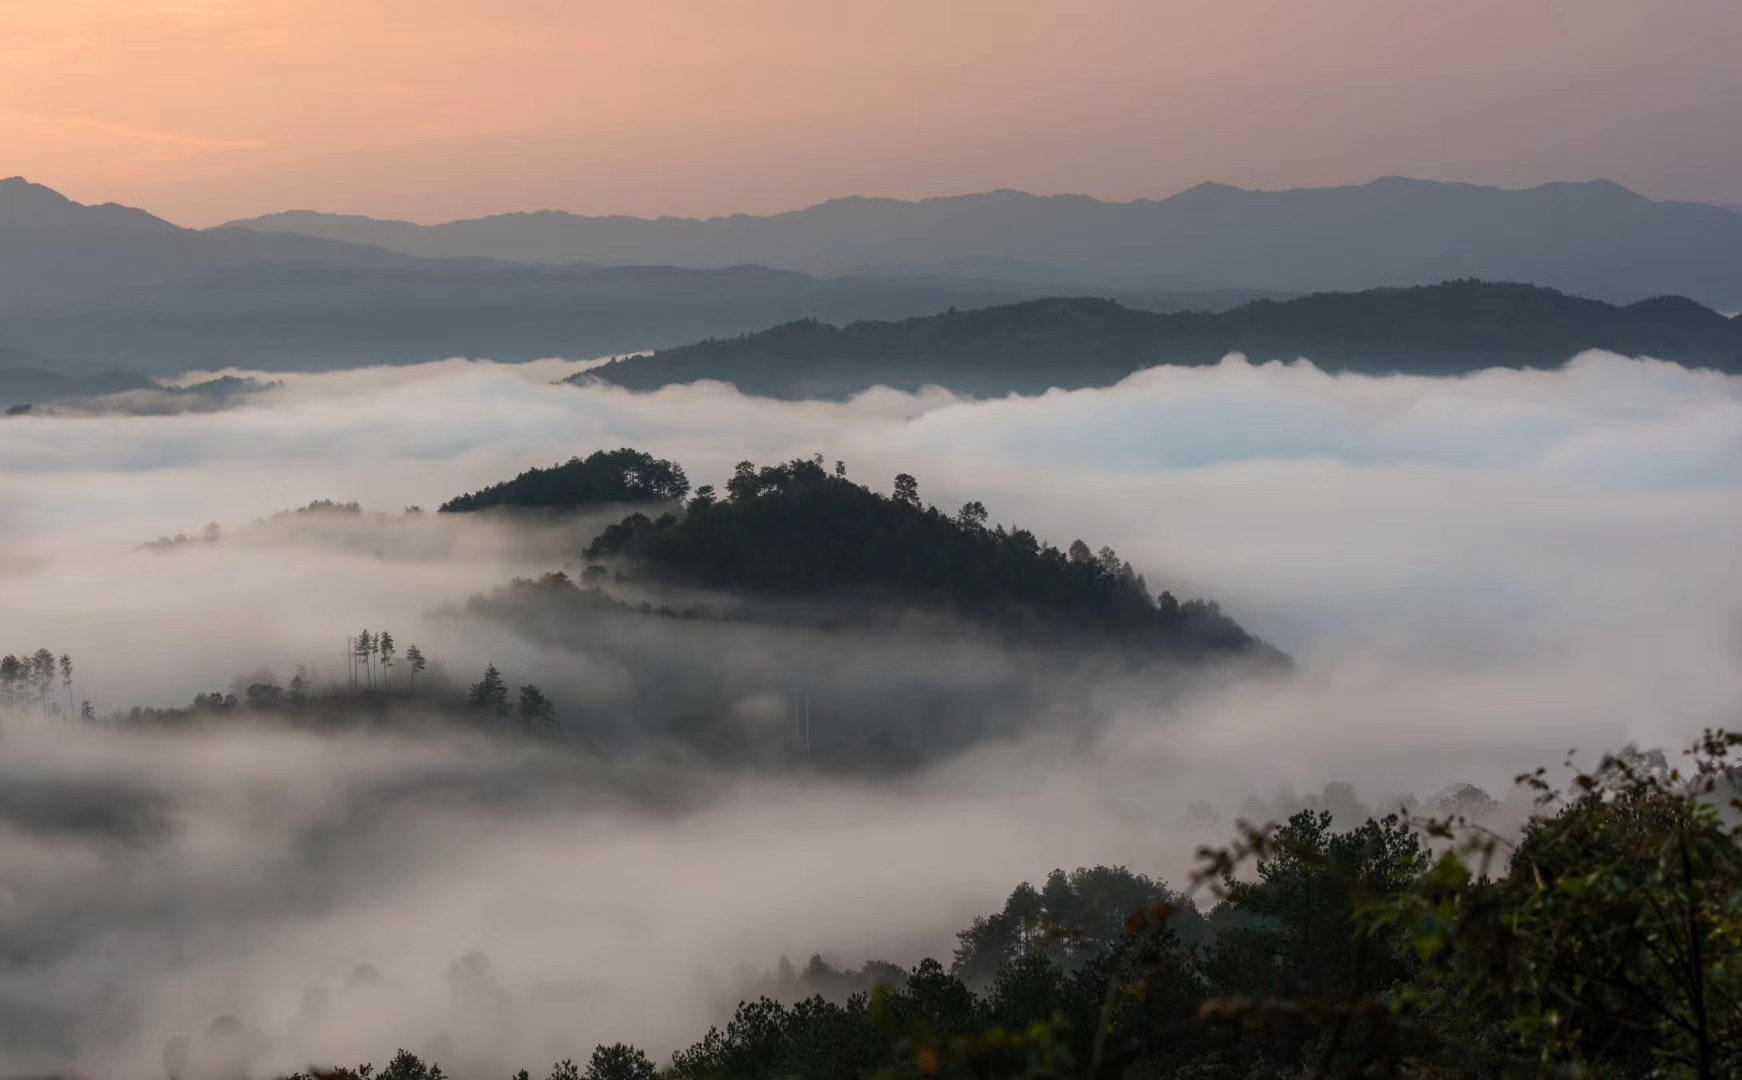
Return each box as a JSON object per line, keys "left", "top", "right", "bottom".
{"left": 0, "top": 352, "right": 1738, "bottom": 1075}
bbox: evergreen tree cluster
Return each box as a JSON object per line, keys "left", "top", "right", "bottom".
{"left": 348, "top": 629, "right": 427, "bottom": 690}
{"left": 287, "top": 499, "right": 362, "bottom": 516}
{"left": 585, "top": 457, "right": 1273, "bottom": 658}
{"left": 440, "top": 449, "right": 690, "bottom": 513}
{"left": 0, "top": 647, "right": 82, "bottom": 719}
{"left": 77, "top": 631, "right": 564, "bottom": 735}
{"left": 466, "top": 662, "right": 558, "bottom": 732}
{"left": 109, "top": 635, "right": 428, "bottom": 726}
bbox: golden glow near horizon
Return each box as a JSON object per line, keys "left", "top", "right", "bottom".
{"left": 2, "top": 0, "right": 1738, "bottom": 225}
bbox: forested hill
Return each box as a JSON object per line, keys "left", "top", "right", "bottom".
{"left": 583, "top": 457, "right": 1279, "bottom": 662}
{"left": 439, "top": 449, "right": 690, "bottom": 513}
{"left": 575, "top": 280, "right": 1742, "bottom": 400}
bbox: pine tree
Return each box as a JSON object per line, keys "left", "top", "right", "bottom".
{"left": 31, "top": 649, "right": 55, "bottom": 718}
{"left": 355, "top": 630, "right": 374, "bottom": 689}
{"left": 0, "top": 655, "right": 22, "bottom": 708}
{"left": 468, "top": 664, "right": 510, "bottom": 719}
{"left": 59, "top": 653, "right": 73, "bottom": 716}
{"left": 378, "top": 631, "right": 396, "bottom": 685}
{"left": 584, "top": 1043, "right": 657, "bottom": 1080}
{"left": 405, "top": 645, "right": 427, "bottom": 687}
{"left": 516, "top": 684, "right": 557, "bottom": 732}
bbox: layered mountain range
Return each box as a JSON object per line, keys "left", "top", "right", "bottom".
{"left": 4, "top": 175, "right": 1742, "bottom": 401}
{"left": 222, "top": 177, "right": 1742, "bottom": 308}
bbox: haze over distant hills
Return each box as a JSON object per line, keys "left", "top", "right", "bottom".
{"left": 578, "top": 282, "right": 1742, "bottom": 400}
{"left": 0, "top": 177, "right": 501, "bottom": 308}
{"left": 6, "top": 176, "right": 1742, "bottom": 392}
{"left": 0, "top": 263, "right": 1027, "bottom": 375}
{"left": 0, "top": 346, "right": 157, "bottom": 405}
{"left": 0, "top": 178, "right": 1265, "bottom": 378}
{"left": 227, "top": 177, "right": 1742, "bottom": 309}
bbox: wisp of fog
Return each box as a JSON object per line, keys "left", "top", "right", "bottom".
{"left": 0, "top": 352, "right": 1739, "bottom": 1078}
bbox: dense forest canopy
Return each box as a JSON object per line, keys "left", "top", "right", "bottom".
{"left": 268, "top": 733, "right": 1742, "bottom": 1080}
{"left": 439, "top": 449, "right": 690, "bottom": 513}
{"left": 576, "top": 280, "right": 1742, "bottom": 400}
{"left": 584, "top": 456, "right": 1276, "bottom": 661}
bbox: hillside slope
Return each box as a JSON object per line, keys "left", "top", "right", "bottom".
{"left": 578, "top": 281, "right": 1742, "bottom": 399}
{"left": 581, "top": 456, "right": 1280, "bottom": 662}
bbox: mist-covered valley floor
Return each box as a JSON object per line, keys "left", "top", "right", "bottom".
{"left": 1, "top": 352, "right": 1740, "bottom": 1078}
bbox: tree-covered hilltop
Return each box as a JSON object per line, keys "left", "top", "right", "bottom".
{"left": 585, "top": 457, "right": 1276, "bottom": 660}
{"left": 439, "top": 448, "right": 689, "bottom": 513}
{"left": 574, "top": 280, "right": 1742, "bottom": 399}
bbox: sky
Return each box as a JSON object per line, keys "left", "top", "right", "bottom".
{"left": 2, "top": 0, "right": 1740, "bottom": 226}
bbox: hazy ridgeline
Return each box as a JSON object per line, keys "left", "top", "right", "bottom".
{"left": 0, "top": 353, "right": 1739, "bottom": 1077}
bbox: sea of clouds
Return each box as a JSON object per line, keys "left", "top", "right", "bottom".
{"left": 0, "top": 351, "right": 1739, "bottom": 1077}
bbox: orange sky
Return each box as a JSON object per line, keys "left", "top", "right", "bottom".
{"left": 3, "top": 0, "right": 1739, "bottom": 226}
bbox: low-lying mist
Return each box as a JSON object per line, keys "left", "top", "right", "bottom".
{"left": 0, "top": 351, "right": 1738, "bottom": 1077}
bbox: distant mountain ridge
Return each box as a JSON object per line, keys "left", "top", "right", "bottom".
{"left": 224, "top": 178, "right": 1742, "bottom": 308}
{"left": 8, "top": 177, "right": 1742, "bottom": 376}
{"left": 0, "top": 177, "right": 505, "bottom": 308}
{"left": 0, "top": 178, "right": 1274, "bottom": 372}
{"left": 0, "top": 346, "right": 157, "bottom": 406}
{"left": 577, "top": 281, "right": 1742, "bottom": 400}
{"left": 0, "top": 262, "right": 1033, "bottom": 373}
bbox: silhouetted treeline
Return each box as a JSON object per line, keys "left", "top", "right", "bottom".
{"left": 141, "top": 500, "right": 359, "bottom": 550}
{"left": 585, "top": 457, "right": 1277, "bottom": 661}
{"left": 0, "top": 648, "right": 87, "bottom": 719}
{"left": 439, "top": 449, "right": 690, "bottom": 513}
{"left": 579, "top": 280, "right": 1742, "bottom": 399}
{"left": 105, "top": 639, "right": 558, "bottom": 737}
{"left": 482, "top": 570, "right": 716, "bottom": 621}
{"left": 466, "top": 661, "right": 558, "bottom": 733}
{"left": 273, "top": 732, "right": 1742, "bottom": 1080}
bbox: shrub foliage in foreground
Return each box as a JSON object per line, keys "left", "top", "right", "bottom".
{"left": 278, "top": 731, "right": 1742, "bottom": 1080}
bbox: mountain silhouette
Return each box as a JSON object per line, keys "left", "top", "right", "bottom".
{"left": 224, "top": 178, "right": 1742, "bottom": 308}
{"left": 11, "top": 178, "right": 1742, "bottom": 377}
{"left": 0, "top": 180, "right": 1278, "bottom": 373}
{"left": 576, "top": 281, "right": 1742, "bottom": 399}
{"left": 0, "top": 263, "right": 1033, "bottom": 373}
{"left": 0, "top": 345, "right": 157, "bottom": 406}
{"left": 0, "top": 177, "right": 499, "bottom": 307}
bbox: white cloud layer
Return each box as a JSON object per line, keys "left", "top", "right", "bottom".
{"left": 0, "top": 351, "right": 1739, "bottom": 1076}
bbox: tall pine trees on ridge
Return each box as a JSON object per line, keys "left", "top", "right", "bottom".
{"left": 583, "top": 456, "right": 1275, "bottom": 661}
